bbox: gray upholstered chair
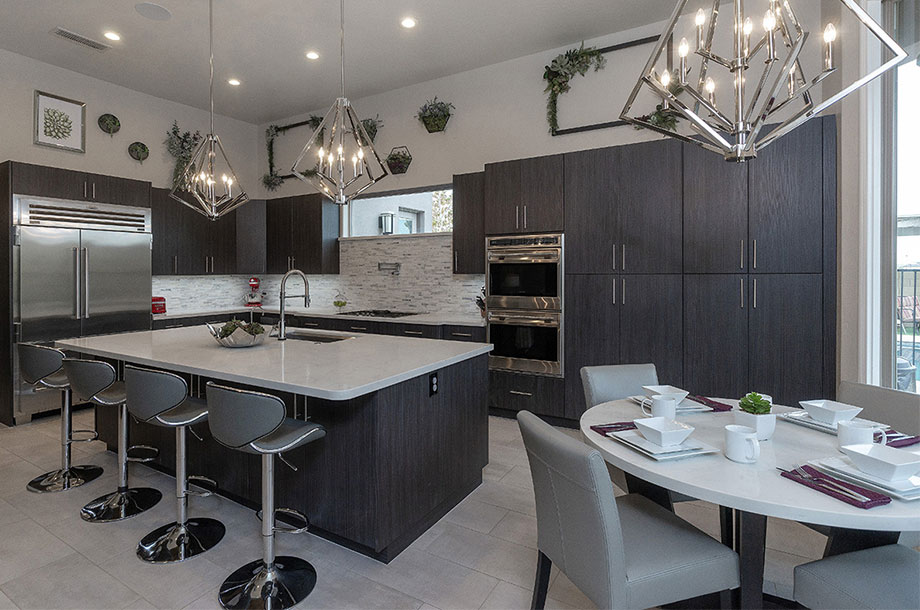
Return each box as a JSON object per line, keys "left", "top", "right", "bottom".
{"left": 517, "top": 410, "right": 739, "bottom": 610}
{"left": 19, "top": 344, "right": 103, "bottom": 493}
{"left": 206, "top": 382, "right": 326, "bottom": 610}
{"left": 837, "top": 381, "right": 920, "bottom": 436}
{"left": 126, "top": 365, "right": 225, "bottom": 563}
{"left": 64, "top": 358, "right": 162, "bottom": 522}
{"left": 794, "top": 544, "right": 919, "bottom": 610}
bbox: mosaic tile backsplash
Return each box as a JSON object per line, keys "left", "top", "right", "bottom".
{"left": 152, "top": 234, "right": 485, "bottom": 316}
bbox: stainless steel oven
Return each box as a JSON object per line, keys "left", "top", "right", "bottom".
{"left": 486, "top": 234, "right": 562, "bottom": 311}
{"left": 487, "top": 310, "right": 563, "bottom": 377}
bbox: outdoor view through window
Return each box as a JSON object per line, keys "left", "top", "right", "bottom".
{"left": 349, "top": 190, "right": 453, "bottom": 237}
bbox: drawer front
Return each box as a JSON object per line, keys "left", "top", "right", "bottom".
{"left": 393, "top": 324, "right": 441, "bottom": 339}
{"left": 442, "top": 325, "right": 486, "bottom": 342}
{"left": 488, "top": 370, "right": 565, "bottom": 418}
{"left": 287, "top": 316, "right": 335, "bottom": 330}
{"left": 327, "top": 318, "right": 385, "bottom": 334}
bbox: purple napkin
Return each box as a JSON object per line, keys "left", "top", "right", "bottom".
{"left": 780, "top": 465, "right": 891, "bottom": 509}
{"left": 875, "top": 431, "right": 920, "bottom": 448}
{"left": 689, "top": 395, "right": 733, "bottom": 412}
{"left": 590, "top": 422, "right": 637, "bottom": 435}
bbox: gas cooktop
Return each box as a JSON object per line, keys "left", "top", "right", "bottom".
{"left": 337, "top": 310, "right": 423, "bottom": 318}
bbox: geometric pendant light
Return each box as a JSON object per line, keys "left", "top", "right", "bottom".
{"left": 170, "top": 0, "right": 249, "bottom": 219}
{"left": 620, "top": 0, "right": 907, "bottom": 162}
{"left": 291, "top": 0, "right": 388, "bottom": 205}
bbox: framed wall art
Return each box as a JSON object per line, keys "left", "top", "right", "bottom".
{"left": 34, "top": 90, "right": 86, "bottom": 153}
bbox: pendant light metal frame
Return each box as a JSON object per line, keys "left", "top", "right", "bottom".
{"left": 290, "top": 0, "right": 388, "bottom": 205}
{"left": 170, "top": 0, "right": 249, "bottom": 219}
{"left": 619, "top": 0, "right": 907, "bottom": 161}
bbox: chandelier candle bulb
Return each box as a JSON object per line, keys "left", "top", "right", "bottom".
{"left": 696, "top": 8, "right": 706, "bottom": 49}
{"left": 705, "top": 77, "right": 717, "bottom": 106}
{"left": 824, "top": 23, "right": 837, "bottom": 70}
{"left": 764, "top": 10, "right": 777, "bottom": 60}
{"left": 678, "top": 38, "right": 690, "bottom": 84}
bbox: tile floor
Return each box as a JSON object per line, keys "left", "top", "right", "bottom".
{"left": 0, "top": 409, "right": 830, "bottom": 610}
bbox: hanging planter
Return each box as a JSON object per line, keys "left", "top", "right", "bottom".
{"left": 97, "top": 113, "right": 121, "bottom": 136}
{"left": 128, "top": 141, "right": 149, "bottom": 163}
{"left": 361, "top": 115, "right": 383, "bottom": 142}
{"left": 416, "top": 97, "right": 454, "bottom": 133}
{"left": 385, "top": 146, "right": 412, "bottom": 174}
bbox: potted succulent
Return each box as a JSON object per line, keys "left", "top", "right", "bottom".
{"left": 385, "top": 146, "right": 412, "bottom": 174}
{"left": 416, "top": 97, "right": 454, "bottom": 133}
{"left": 734, "top": 392, "right": 776, "bottom": 440}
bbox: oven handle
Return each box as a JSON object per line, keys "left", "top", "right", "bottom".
{"left": 487, "top": 251, "right": 560, "bottom": 263}
{"left": 487, "top": 312, "right": 559, "bottom": 326}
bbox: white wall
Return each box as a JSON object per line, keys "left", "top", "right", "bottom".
{"left": 0, "top": 48, "right": 261, "bottom": 192}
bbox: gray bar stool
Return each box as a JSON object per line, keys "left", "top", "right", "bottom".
{"left": 63, "top": 359, "right": 163, "bottom": 522}
{"left": 206, "top": 382, "right": 325, "bottom": 610}
{"left": 19, "top": 344, "right": 104, "bottom": 493}
{"left": 126, "top": 365, "right": 225, "bottom": 563}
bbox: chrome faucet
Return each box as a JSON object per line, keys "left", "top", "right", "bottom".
{"left": 278, "top": 269, "right": 310, "bottom": 341}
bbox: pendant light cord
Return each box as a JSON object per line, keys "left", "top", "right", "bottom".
{"left": 340, "top": 0, "right": 346, "bottom": 99}
{"left": 208, "top": 0, "right": 214, "bottom": 135}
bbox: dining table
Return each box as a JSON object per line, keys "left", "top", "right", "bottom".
{"left": 580, "top": 399, "right": 920, "bottom": 609}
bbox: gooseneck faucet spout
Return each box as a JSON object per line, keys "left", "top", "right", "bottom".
{"left": 278, "top": 269, "right": 310, "bottom": 341}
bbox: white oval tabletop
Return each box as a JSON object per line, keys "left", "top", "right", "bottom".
{"left": 580, "top": 400, "right": 920, "bottom": 532}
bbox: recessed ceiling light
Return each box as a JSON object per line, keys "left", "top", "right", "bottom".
{"left": 228, "top": 78, "right": 241, "bottom": 86}
{"left": 103, "top": 31, "right": 121, "bottom": 41}
{"left": 134, "top": 2, "right": 172, "bottom": 21}
{"left": 400, "top": 17, "right": 417, "bottom": 29}
{"left": 306, "top": 50, "right": 319, "bottom": 60}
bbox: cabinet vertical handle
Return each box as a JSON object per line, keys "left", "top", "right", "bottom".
{"left": 92, "top": 182, "right": 96, "bottom": 200}
{"left": 753, "top": 239, "right": 757, "bottom": 269}
{"left": 753, "top": 278, "right": 758, "bottom": 309}
{"left": 523, "top": 205, "right": 528, "bottom": 229}
{"left": 612, "top": 277, "right": 616, "bottom": 305}
{"left": 622, "top": 245, "right": 626, "bottom": 271}
{"left": 83, "top": 181, "right": 87, "bottom": 199}
{"left": 291, "top": 256, "right": 295, "bottom": 269}
{"left": 622, "top": 278, "right": 626, "bottom": 306}
{"left": 73, "top": 247, "right": 80, "bottom": 319}
{"left": 173, "top": 255, "right": 178, "bottom": 275}
{"left": 612, "top": 244, "right": 617, "bottom": 270}
{"left": 740, "top": 240, "right": 745, "bottom": 269}
{"left": 515, "top": 205, "right": 520, "bottom": 230}
{"left": 454, "top": 250, "right": 459, "bottom": 272}
{"left": 740, "top": 277, "right": 745, "bottom": 309}
{"left": 205, "top": 256, "right": 209, "bottom": 273}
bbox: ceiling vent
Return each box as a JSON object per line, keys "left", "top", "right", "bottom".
{"left": 50, "top": 27, "right": 110, "bottom": 51}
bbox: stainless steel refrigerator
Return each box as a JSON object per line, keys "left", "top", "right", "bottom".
{"left": 12, "top": 196, "right": 152, "bottom": 423}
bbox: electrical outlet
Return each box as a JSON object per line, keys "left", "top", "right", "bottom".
{"left": 429, "top": 372, "right": 438, "bottom": 396}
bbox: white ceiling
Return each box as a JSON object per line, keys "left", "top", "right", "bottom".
{"left": 0, "top": 1, "right": 675, "bottom": 124}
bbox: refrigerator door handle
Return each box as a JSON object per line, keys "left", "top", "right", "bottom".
{"left": 73, "top": 247, "right": 81, "bottom": 319}
{"left": 82, "top": 247, "right": 89, "bottom": 318}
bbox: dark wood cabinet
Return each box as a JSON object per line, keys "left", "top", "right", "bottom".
{"left": 749, "top": 274, "right": 824, "bottom": 406}
{"left": 266, "top": 195, "right": 339, "bottom": 274}
{"left": 564, "top": 148, "right": 617, "bottom": 274}
{"left": 619, "top": 274, "right": 683, "bottom": 387}
{"left": 489, "top": 370, "right": 565, "bottom": 419}
{"left": 485, "top": 155, "right": 563, "bottom": 235}
{"left": 236, "top": 199, "right": 266, "bottom": 275}
{"left": 93, "top": 174, "right": 151, "bottom": 207}
{"left": 749, "top": 119, "right": 824, "bottom": 274}
{"left": 683, "top": 143, "right": 748, "bottom": 273}
{"left": 151, "top": 188, "right": 179, "bottom": 275}
{"left": 683, "top": 275, "right": 749, "bottom": 401}
{"left": 9, "top": 162, "right": 150, "bottom": 207}
{"left": 152, "top": 187, "right": 235, "bottom": 275}
{"left": 266, "top": 197, "right": 291, "bottom": 274}
{"left": 176, "top": 203, "right": 210, "bottom": 275}
{"left": 385, "top": 323, "right": 442, "bottom": 339}
{"left": 452, "top": 172, "right": 485, "bottom": 274}
{"left": 442, "top": 325, "right": 486, "bottom": 342}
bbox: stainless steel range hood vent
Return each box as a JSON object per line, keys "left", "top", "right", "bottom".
{"left": 15, "top": 197, "right": 151, "bottom": 232}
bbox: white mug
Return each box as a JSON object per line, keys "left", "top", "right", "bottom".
{"left": 642, "top": 395, "right": 677, "bottom": 420}
{"left": 837, "top": 421, "right": 885, "bottom": 450}
{"left": 724, "top": 425, "right": 760, "bottom": 464}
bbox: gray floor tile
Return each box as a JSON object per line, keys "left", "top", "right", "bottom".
{"left": 487, "top": 444, "right": 531, "bottom": 469}
{"left": 672, "top": 500, "right": 721, "bottom": 540}
{"left": 0, "top": 448, "right": 21, "bottom": 469}
{"left": 0, "top": 590, "right": 17, "bottom": 610}
{"left": 300, "top": 562, "right": 424, "bottom": 610}
{"left": 0, "top": 499, "right": 29, "bottom": 528}
{"left": 5, "top": 474, "right": 123, "bottom": 527}
{"left": 0, "top": 462, "right": 45, "bottom": 499}
{"left": 426, "top": 523, "right": 537, "bottom": 589}
{"left": 763, "top": 548, "right": 812, "bottom": 597}
{"left": 546, "top": 571, "right": 597, "bottom": 609}
{"left": 1, "top": 553, "right": 140, "bottom": 610}
{"left": 443, "top": 498, "right": 508, "bottom": 534}
{"left": 122, "top": 597, "right": 158, "bottom": 610}
{"left": 489, "top": 511, "right": 537, "bottom": 549}
{"left": 469, "top": 481, "right": 535, "bottom": 517}
{"left": 0, "top": 519, "right": 76, "bottom": 586}
{"left": 765, "top": 517, "right": 826, "bottom": 560}
{"left": 180, "top": 587, "right": 222, "bottom": 610}
{"left": 497, "top": 465, "right": 533, "bottom": 491}
{"left": 480, "top": 580, "right": 577, "bottom": 610}
{"left": 482, "top": 462, "right": 513, "bottom": 482}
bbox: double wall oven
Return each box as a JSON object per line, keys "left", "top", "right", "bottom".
{"left": 486, "top": 234, "right": 563, "bottom": 377}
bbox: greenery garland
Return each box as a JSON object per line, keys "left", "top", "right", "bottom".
{"left": 262, "top": 115, "right": 322, "bottom": 191}
{"left": 165, "top": 121, "right": 202, "bottom": 188}
{"left": 635, "top": 81, "right": 684, "bottom": 132}
{"left": 543, "top": 43, "right": 606, "bottom": 134}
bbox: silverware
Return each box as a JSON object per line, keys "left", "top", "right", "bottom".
{"left": 777, "top": 467, "right": 874, "bottom": 503}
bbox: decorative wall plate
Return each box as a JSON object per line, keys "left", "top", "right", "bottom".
{"left": 98, "top": 113, "right": 121, "bottom": 136}
{"left": 128, "top": 141, "right": 149, "bottom": 163}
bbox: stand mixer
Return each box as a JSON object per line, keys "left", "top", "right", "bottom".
{"left": 245, "top": 276, "right": 266, "bottom": 307}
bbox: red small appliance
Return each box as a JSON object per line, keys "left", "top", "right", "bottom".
{"left": 151, "top": 296, "right": 166, "bottom": 314}
{"left": 245, "top": 277, "right": 265, "bottom": 307}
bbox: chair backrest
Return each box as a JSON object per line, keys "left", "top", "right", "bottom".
{"left": 205, "top": 382, "right": 286, "bottom": 450}
{"left": 62, "top": 359, "right": 116, "bottom": 402}
{"left": 517, "top": 410, "right": 627, "bottom": 609}
{"left": 838, "top": 381, "right": 920, "bottom": 435}
{"left": 581, "top": 364, "right": 658, "bottom": 409}
{"left": 125, "top": 365, "right": 189, "bottom": 422}
{"left": 18, "top": 344, "right": 65, "bottom": 385}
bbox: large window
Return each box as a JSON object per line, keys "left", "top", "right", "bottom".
{"left": 347, "top": 189, "right": 453, "bottom": 237}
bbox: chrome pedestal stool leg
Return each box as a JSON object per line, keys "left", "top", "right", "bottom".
{"left": 137, "top": 426, "right": 225, "bottom": 563}
{"left": 27, "top": 387, "right": 104, "bottom": 493}
{"left": 219, "top": 453, "right": 317, "bottom": 610}
{"left": 81, "top": 404, "right": 162, "bottom": 522}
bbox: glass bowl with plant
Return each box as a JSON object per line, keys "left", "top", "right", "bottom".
{"left": 333, "top": 291, "right": 348, "bottom": 311}
{"left": 734, "top": 392, "right": 776, "bottom": 440}
{"left": 416, "top": 97, "right": 454, "bottom": 133}
{"left": 207, "top": 320, "right": 266, "bottom": 348}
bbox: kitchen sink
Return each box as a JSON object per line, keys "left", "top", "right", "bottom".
{"left": 277, "top": 329, "right": 354, "bottom": 344}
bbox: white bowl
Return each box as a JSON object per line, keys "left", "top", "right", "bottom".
{"left": 799, "top": 399, "right": 862, "bottom": 426}
{"left": 633, "top": 417, "right": 695, "bottom": 447}
{"left": 642, "top": 385, "right": 690, "bottom": 405}
{"left": 840, "top": 444, "right": 920, "bottom": 482}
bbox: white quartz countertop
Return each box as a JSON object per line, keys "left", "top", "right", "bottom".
{"left": 57, "top": 327, "right": 492, "bottom": 401}
{"left": 152, "top": 307, "right": 486, "bottom": 327}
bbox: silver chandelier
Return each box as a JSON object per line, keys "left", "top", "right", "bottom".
{"left": 291, "top": 0, "right": 388, "bottom": 205}
{"left": 170, "top": 0, "right": 249, "bottom": 219}
{"left": 620, "top": 0, "right": 907, "bottom": 162}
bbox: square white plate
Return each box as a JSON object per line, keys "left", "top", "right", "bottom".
{"left": 610, "top": 430, "right": 719, "bottom": 461}
{"left": 779, "top": 410, "right": 886, "bottom": 434}
{"left": 811, "top": 458, "right": 920, "bottom": 501}
{"left": 814, "top": 456, "right": 920, "bottom": 492}
{"left": 629, "top": 396, "right": 712, "bottom": 412}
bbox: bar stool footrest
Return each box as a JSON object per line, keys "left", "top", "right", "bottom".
{"left": 257, "top": 507, "right": 310, "bottom": 534}
{"left": 69, "top": 429, "right": 99, "bottom": 443}
{"left": 186, "top": 475, "right": 218, "bottom": 497}
{"left": 126, "top": 445, "right": 159, "bottom": 463}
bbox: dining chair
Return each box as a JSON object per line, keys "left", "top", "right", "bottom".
{"left": 517, "top": 410, "right": 739, "bottom": 610}
{"left": 793, "top": 544, "right": 919, "bottom": 610}
{"left": 837, "top": 381, "right": 920, "bottom": 436}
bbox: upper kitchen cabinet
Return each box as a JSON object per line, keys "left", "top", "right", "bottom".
{"left": 564, "top": 147, "right": 617, "bottom": 274}
{"left": 484, "top": 155, "right": 563, "bottom": 235}
{"left": 748, "top": 118, "right": 824, "bottom": 274}
{"left": 452, "top": 171, "right": 485, "bottom": 274}
{"left": 10, "top": 162, "right": 150, "bottom": 207}
{"left": 684, "top": 143, "right": 748, "bottom": 273}
{"left": 151, "top": 187, "right": 179, "bottom": 275}
{"left": 152, "top": 186, "right": 236, "bottom": 275}
{"left": 236, "top": 199, "right": 267, "bottom": 275}
{"left": 267, "top": 194, "right": 339, "bottom": 275}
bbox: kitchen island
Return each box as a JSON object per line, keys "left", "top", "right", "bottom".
{"left": 57, "top": 326, "right": 491, "bottom": 562}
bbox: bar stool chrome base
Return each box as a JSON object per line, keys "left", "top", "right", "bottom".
{"left": 219, "top": 557, "right": 317, "bottom": 610}
{"left": 27, "top": 464, "right": 104, "bottom": 493}
{"left": 137, "top": 518, "right": 225, "bottom": 563}
{"left": 81, "top": 487, "right": 163, "bottom": 523}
